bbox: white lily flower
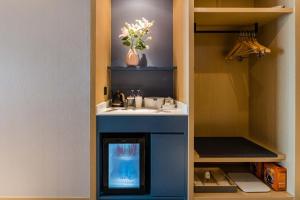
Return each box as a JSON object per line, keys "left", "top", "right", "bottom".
{"left": 125, "top": 22, "right": 130, "bottom": 29}
{"left": 119, "top": 27, "right": 129, "bottom": 38}
{"left": 136, "top": 19, "right": 145, "bottom": 28}
{"left": 133, "top": 24, "right": 141, "bottom": 31}
{"left": 119, "top": 18, "right": 154, "bottom": 51}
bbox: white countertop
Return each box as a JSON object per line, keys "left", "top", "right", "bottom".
{"left": 96, "top": 101, "right": 188, "bottom": 116}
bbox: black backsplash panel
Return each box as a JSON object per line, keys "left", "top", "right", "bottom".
{"left": 110, "top": 68, "right": 174, "bottom": 98}
{"left": 111, "top": 0, "right": 173, "bottom": 67}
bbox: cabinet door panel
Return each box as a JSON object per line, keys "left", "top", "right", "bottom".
{"left": 151, "top": 133, "right": 186, "bottom": 197}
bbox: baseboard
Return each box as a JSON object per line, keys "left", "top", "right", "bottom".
{"left": 0, "top": 198, "right": 89, "bottom": 200}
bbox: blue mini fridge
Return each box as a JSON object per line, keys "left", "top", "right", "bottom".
{"left": 102, "top": 135, "right": 148, "bottom": 195}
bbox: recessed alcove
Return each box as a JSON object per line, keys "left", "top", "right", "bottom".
{"left": 94, "top": 0, "right": 190, "bottom": 200}
{"left": 95, "top": 0, "right": 189, "bottom": 104}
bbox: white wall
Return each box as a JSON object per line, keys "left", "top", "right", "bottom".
{"left": 0, "top": 0, "right": 90, "bottom": 197}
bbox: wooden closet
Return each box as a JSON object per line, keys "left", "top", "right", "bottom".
{"left": 192, "top": 0, "right": 296, "bottom": 199}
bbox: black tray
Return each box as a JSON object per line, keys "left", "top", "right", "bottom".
{"left": 194, "top": 137, "right": 277, "bottom": 158}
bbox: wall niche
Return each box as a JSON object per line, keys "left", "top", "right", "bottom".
{"left": 111, "top": 0, "right": 173, "bottom": 67}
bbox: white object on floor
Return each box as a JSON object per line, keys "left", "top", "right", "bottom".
{"left": 228, "top": 173, "right": 271, "bottom": 193}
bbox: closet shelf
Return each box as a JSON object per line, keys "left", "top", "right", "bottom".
{"left": 194, "top": 7, "right": 293, "bottom": 26}
{"left": 194, "top": 137, "right": 286, "bottom": 163}
{"left": 193, "top": 191, "right": 293, "bottom": 200}
{"left": 194, "top": 151, "right": 285, "bottom": 163}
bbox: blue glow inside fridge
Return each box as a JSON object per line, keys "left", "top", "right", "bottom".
{"left": 102, "top": 135, "right": 148, "bottom": 195}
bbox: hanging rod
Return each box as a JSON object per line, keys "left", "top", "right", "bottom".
{"left": 194, "top": 23, "right": 259, "bottom": 34}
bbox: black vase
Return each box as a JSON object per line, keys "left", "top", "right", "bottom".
{"left": 139, "top": 54, "right": 148, "bottom": 67}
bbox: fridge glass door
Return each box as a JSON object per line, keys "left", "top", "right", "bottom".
{"left": 108, "top": 143, "right": 140, "bottom": 189}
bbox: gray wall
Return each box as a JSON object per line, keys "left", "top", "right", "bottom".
{"left": 111, "top": 0, "right": 173, "bottom": 67}
{"left": 0, "top": 0, "right": 90, "bottom": 197}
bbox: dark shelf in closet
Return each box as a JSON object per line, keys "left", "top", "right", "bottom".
{"left": 194, "top": 137, "right": 278, "bottom": 158}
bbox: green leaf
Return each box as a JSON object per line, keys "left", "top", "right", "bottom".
{"left": 121, "top": 36, "right": 129, "bottom": 41}
{"left": 123, "top": 41, "right": 131, "bottom": 46}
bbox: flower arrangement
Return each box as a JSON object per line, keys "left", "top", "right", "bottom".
{"left": 119, "top": 18, "right": 154, "bottom": 51}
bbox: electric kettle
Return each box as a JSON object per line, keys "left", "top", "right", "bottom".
{"left": 111, "top": 90, "right": 125, "bottom": 107}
